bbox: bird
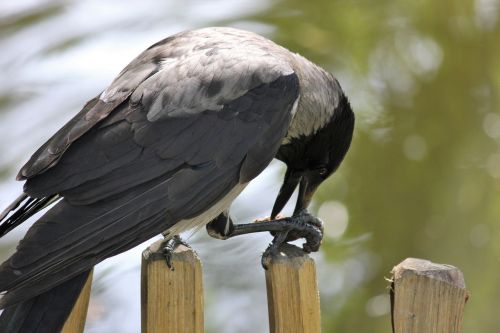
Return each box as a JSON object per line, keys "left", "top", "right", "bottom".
{"left": 0, "top": 27, "right": 354, "bottom": 332}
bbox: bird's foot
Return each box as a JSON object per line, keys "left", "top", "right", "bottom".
{"left": 261, "top": 210, "right": 323, "bottom": 269}
{"left": 207, "top": 210, "right": 323, "bottom": 268}
{"left": 265, "top": 210, "right": 323, "bottom": 254}
{"left": 161, "top": 235, "right": 190, "bottom": 270}
{"left": 259, "top": 211, "right": 323, "bottom": 269}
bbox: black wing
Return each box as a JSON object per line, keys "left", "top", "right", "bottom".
{"left": 0, "top": 34, "right": 299, "bottom": 307}
{"left": 0, "top": 194, "right": 58, "bottom": 237}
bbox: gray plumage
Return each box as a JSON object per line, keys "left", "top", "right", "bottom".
{"left": 0, "top": 27, "right": 353, "bottom": 332}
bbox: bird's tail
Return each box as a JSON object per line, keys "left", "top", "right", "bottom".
{"left": 0, "top": 269, "right": 91, "bottom": 333}
{"left": 0, "top": 193, "right": 59, "bottom": 237}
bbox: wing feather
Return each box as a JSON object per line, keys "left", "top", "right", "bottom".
{"left": 1, "top": 35, "right": 300, "bottom": 307}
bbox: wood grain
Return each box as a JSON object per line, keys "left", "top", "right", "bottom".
{"left": 264, "top": 244, "right": 321, "bottom": 333}
{"left": 61, "top": 270, "right": 93, "bottom": 333}
{"left": 391, "top": 258, "right": 468, "bottom": 333}
{"left": 141, "top": 240, "right": 204, "bottom": 333}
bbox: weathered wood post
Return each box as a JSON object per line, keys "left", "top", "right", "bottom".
{"left": 141, "top": 240, "right": 204, "bottom": 333}
{"left": 264, "top": 244, "right": 321, "bottom": 333}
{"left": 61, "top": 270, "right": 93, "bottom": 333}
{"left": 390, "top": 258, "right": 468, "bottom": 333}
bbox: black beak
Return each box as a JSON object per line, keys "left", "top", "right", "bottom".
{"left": 271, "top": 168, "right": 322, "bottom": 219}
{"left": 293, "top": 172, "right": 321, "bottom": 216}
{"left": 271, "top": 168, "right": 301, "bottom": 219}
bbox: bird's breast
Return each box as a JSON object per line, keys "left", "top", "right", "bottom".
{"left": 163, "top": 182, "right": 248, "bottom": 237}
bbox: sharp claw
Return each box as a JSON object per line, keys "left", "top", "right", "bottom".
{"left": 261, "top": 230, "right": 289, "bottom": 270}
{"left": 161, "top": 235, "right": 190, "bottom": 271}
{"left": 261, "top": 231, "right": 290, "bottom": 269}
{"left": 271, "top": 231, "right": 290, "bottom": 251}
{"left": 273, "top": 212, "right": 324, "bottom": 253}
{"left": 302, "top": 225, "right": 322, "bottom": 253}
{"left": 257, "top": 212, "right": 324, "bottom": 260}
{"left": 162, "top": 242, "right": 176, "bottom": 270}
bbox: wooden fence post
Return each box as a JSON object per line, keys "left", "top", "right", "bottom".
{"left": 61, "top": 270, "right": 93, "bottom": 333}
{"left": 264, "top": 244, "right": 321, "bottom": 333}
{"left": 390, "top": 258, "right": 468, "bottom": 333}
{"left": 141, "top": 240, "right": 204, "bottom": 333}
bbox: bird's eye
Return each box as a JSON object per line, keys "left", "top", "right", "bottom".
{"left": 317, "top": 167, "right": 328, "bottom": 176}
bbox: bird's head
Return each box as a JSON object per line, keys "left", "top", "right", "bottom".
{"left": 271, "top": 93, "right": 354, "bottom": 219}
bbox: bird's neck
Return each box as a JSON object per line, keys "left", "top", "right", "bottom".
{"left": 283, "top": 53, "right": 344, "bottom": 144}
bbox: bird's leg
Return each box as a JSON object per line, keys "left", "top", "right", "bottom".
{"left": 206, "top": 209, "right": 324, "bottom": 264}
{"left": 206, "top": 210, "right": 234, "bottom": 240}
{"left": 160, "top": 235, "right": 190, "bottom": 270}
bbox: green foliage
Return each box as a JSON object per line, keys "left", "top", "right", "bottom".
{"left": 247, "top": 0, "right": 500, "bottom": 331}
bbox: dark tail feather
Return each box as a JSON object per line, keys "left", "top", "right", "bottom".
{"left": 0, "top": 194, "right": 59, "bottom": 237}
{"left": 0, "top": 269, "right": 91, "bottom": 333}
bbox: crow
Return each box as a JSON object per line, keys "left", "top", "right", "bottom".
{"left": 0, "top": 27, "right": 354, "bottom": 332}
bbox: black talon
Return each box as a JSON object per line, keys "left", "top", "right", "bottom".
{"left": 269, "top": 230, "right": 290, "bottom": 253}
{"left": 271, "top": 210, "right": 324, "bottom": 245}
{"left": 161, "top": 235, "right": 189, "bottom": 270}
{"left": 268, "top": 210, "right": 324, "bottom": 253}
{"left": 261, "top": 231, "right": 290, "bottom": 269}
{"left": 206, "top": 209, "right": 324, "bottom": 257}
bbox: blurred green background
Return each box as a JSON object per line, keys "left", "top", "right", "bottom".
{"left": 0, "top": 0, "right": 499, "bottom": 332}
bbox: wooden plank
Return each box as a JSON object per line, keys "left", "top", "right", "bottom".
{"left": 61, "top": 270, "right": 93, "bottom": 333}
{"left": 141, "top": 240, "right": 204, "bottom": 333}
{"left": 391, "top": 258, "right": 468, "bottom": 333}
{"left": 264, "top": 244, "right": 321, "bottom": 333}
